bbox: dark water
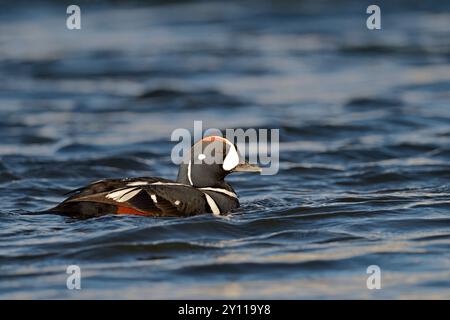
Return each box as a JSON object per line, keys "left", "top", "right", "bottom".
{"left": 1, "top": 0, "right": 450, "bottom": 299}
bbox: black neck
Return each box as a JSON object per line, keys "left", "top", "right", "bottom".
{"left": 176, "top": 163, "right": 231, "bottom": 189}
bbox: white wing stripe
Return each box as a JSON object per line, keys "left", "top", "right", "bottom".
{"left": 116, "top": 189, "right": 142, "bottom": 202}
{"left": 106, "top": 188, "right": 137, "bottom": 201}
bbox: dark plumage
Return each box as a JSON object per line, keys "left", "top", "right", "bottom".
{"left": 49, "top": 136, "right": 261, "bottom": 218}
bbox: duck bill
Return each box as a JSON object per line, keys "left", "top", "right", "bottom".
{"left": 232, "top": 161, "right": 262, "bottom": 173}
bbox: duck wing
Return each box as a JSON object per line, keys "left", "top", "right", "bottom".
{"left": 51, "top": 178, "right": 208, "bottom": 218}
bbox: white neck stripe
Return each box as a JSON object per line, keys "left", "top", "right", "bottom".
{"left": 187, "top": 160, "right": 193, "bottom": 186}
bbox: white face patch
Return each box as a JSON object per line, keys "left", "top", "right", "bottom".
{"left": 222, "top": 144, "right": 240, "bottom": 171}
{"left": 198, "top": 154, "right": 206, "bottom": 161}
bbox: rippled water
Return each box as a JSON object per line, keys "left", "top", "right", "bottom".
{"left": 1, "top": 0, "right": 450, "bottom": 299}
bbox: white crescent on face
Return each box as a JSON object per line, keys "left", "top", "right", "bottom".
{"left": 222, "top": 143, "right": 240, "bottom": 171}
{"left": 199, "top": 136, "right": 241, "bottom": 171}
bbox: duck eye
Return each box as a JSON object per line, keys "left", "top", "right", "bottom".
{"left": 198, "top": 154, "right": 206, "bottom": 161}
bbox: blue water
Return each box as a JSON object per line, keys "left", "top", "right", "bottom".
{"left": 1, "top": 0, "right": 450, "bottom": 299}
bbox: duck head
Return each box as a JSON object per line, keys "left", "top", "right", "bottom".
{"left": 176, "top": 136, "right": 261, "bottom": 188}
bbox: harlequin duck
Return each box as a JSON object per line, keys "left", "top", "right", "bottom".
{"left": 49, "top": 136, "right": 261, "bottom": 218}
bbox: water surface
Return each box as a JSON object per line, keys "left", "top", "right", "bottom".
{"left": 1, "top": 0, "right": 450, "bottom": 299}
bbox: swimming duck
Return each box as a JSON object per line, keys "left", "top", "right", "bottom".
{"left": 49, "top": 136, "right": 261, "bottom": 218}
